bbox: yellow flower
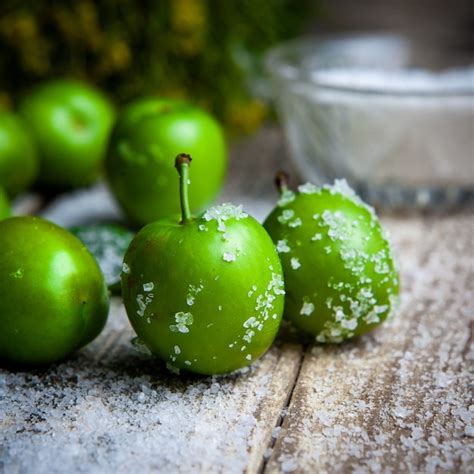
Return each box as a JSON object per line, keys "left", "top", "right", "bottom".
{"left": 95, "top": 38, "right": 132, "bottom": 77}
{"left": 226, "top": 99, "right": 268, "bottom": 135}
{"left": 109, "top": 40, "right": 132, "bottom": 70}
{"left": 76, "top": 1, "right": 103, "bottom": 50}
{"left": 159, "top": 87, "right": 188, "bottom": 101}
{"left": 0, "top": 13, "right": 37, "bottom": 43}
{"left": 0, "top": 92, "right": 12, "bottom": 110}
{"left": 170, "top": 0, "right": 207, "bottom": 56}
{"left": 21, "top": 41, "right": 51, "bottom": 75}
{"left": 50, "top": 8, "right": 79, "bottom": 43}
{"left": 171, "top": 0, "right": 207, "bottom": 32}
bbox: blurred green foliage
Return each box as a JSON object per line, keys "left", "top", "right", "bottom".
{"left": 0, "top": 0, "right": 311, "bottom": 134}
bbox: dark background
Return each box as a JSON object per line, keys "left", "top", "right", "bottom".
{"left": 315, "top": 0, "right": 473, "bottom": 49}
{"left": 1, "top": 0, "right": 473, "bottom": 135}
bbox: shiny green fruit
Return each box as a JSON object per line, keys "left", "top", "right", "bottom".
{"left": 0, "top": 111, "right": 38, "bottom": 197}
{"left": 106, "top": 97, "right": 227, "bottom": 225}
{"left": 0, "top": 216, "right": 110, "bottom": 364}
{"left": 0, "top": 186, "right": 11, "bottom": 219}
{"left": 122, "top": 155, "right": 284, "bottom": 375}
{"left": 19, "top": 79, "right": 115, "bottom": 189}
{"left": 264, "top": 178, "right": 400, "bottom": 343}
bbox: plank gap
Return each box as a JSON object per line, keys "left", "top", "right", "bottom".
{"left": 258, "top": 344, "right": 308, "bottom": 474}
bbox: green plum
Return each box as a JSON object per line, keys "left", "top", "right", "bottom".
{"left": 19, "top": 79, "right": 115, "bottom": 189}
{"left": 122, "top": 155, "right": 284, "bottom": 375}
{"left": 0, "top": 110, "right": 38, "bottom": 197}
{"left": 0, "top": 186, "right": 11, "bottom": 219}
{"left": 264, "top": 175, "right": 400, "bottom": 343}
{"left": 105, "top": 97, "right": 227, "bottom": 225}
{"left": 0, "top": 216, "right": 110, "bottom": 364}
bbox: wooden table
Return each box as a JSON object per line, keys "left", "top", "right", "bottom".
{"left": 1, "top": 129, "right": 472, "bottom": 473}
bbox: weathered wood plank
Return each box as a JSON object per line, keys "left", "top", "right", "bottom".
{"left": 3, "top": 128, "right": 473, "bottom": 473}
{"left": 0, "top": 127, "right": 305, "bottom": 474}
{"left": 264, "top": 215, "right": 473, "bottom": 473}
{"left": 11, "top": 192, "right": 44, "bottom": 216}
{"left": 248, "top": 343, "right": 303, "bottom": 473}
{"left": 0, "top": 297, "right": 303, "bottom": 474}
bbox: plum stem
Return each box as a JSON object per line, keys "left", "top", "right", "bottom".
{"left": 275, "top": 170, "right": 290, "bottom": 194}
{"left": 175, "top": 154, "right": 193, "bottom": 224}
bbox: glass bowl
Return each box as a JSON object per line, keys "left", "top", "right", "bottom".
{"left": 265, "top": 34, "right": 474, "bottom": 211}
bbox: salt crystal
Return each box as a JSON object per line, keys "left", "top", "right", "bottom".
{"left": 202, "top": 203, "right": 248, "bottom": 233}
{"left": 276, "top": 239, "right": 291, "bottom": 253}
{"left": 290, "top": 257, "right": 301, "bottom": 270}
{"left": 243, "top": 317, "right": 257, "bottom": 328}
{"left": 288, "top": 218, "right": 302, "bottom": 228}
{"left": 393, "top": 406, "right": 412, "bottom": 419}
{"left": 277, "top": 209, "right": 294, "bottom": 224}
{"left": 341, "top": 318, "right": 358, "bottom": 330}
{"left": 279, "top": 456, "right": 298, "bottom": 473}
{"left": 411, "top": 426, "right": 423, "bottom": 440}
{"left": 223, "top": 252, "right": 236, "bottom": 262}
{"left": 169, "top": 312, "right": 193, "bottom": 333}
{"left": 277, "top": 189, "right": 295, "bottom": 207}
{"left": 298, "top": 182, "right": 319, "bottom": 194}
{"left": 264, "top": 448, "right": 273, "bottom": 459}
{"left": 300, "top": 301, "right": 315, "bottom": 316}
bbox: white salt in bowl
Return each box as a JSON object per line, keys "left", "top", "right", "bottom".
{"left": 265, "top": 34, "right": 474, "bottom": 211}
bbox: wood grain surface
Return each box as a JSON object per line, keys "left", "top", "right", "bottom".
{"left": 265, "top": 215, "right": 473, "bottom": 473}
{"left": 1, "top": 129, "right": 472, "bottom": 473}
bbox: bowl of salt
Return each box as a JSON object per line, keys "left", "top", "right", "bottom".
{"left": 265, "top": 34, "right": 474, "bottom": 211}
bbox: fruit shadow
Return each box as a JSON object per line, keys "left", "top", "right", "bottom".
{"left": 0, "top": 322, "right": 386, "bottom": 400}
{"left": 274, "top": 317, "right": 388, "bottom": 357}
